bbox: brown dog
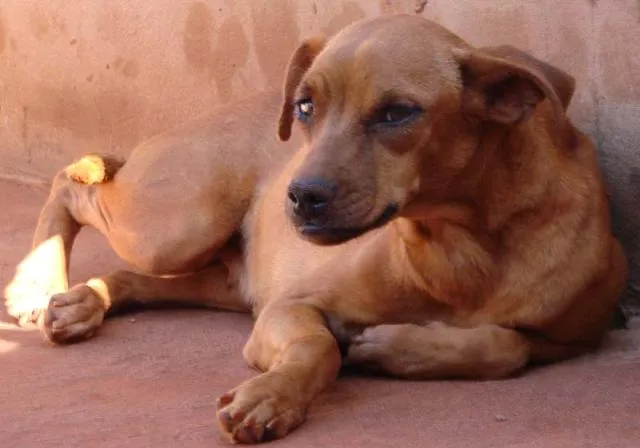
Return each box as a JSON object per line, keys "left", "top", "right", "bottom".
{"left": 4, "top": 14, "right": 627, "bottom": 444}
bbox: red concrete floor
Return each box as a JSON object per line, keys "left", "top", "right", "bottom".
{"left": 1, "top": 180, "right": 639, "bottom": 448}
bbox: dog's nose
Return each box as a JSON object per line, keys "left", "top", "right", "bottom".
{"left": 287, "top": 179, "right": 337, "bottom": 221}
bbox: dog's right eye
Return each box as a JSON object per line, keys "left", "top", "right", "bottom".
{"left": 373, "top": 104, "right": 423, "bottom": 127}
{"left": 294, "top": 99, "right": 315, "bottom": 122}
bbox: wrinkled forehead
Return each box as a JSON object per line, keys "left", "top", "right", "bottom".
{"left": 301, "top": 16, "right": 467, "bottom": 105}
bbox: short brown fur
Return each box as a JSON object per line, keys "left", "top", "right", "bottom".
{"left": 5, "top": 15, "right": 627, "bottom": 444}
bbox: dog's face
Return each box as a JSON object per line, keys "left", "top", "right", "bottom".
{"left": 278, "top": 15, "right": 574, "bottom": 245}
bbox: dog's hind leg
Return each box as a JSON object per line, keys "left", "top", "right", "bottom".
{"left": 41, "top": 262, "right": 249, "bottom": 344}
{"left": 4, "top": 154, "right": 125, "bottom": 326}
{"left": 345, "top": 322, "right": 531, "bottom": 380}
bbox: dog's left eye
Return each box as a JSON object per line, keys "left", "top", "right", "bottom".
{"left": 294, "top": 99, "right": 315, "bottom": 122}
{"left": 374, "top": 105, "right": 422, "bottom": 126}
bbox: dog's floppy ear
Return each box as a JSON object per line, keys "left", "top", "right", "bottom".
{"left": 454, "top": 45, "right": 575, "bottom": 126}
{"left": 277, "top": 36, "right": 326, "bottom": 141}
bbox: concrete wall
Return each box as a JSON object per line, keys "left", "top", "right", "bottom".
{"left": 0, "top": 0, "right": 638, "bottom": 311}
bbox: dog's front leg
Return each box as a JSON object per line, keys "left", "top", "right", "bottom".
{"left": 216, "top": 301, "right": 341, "bottom": 444}
{"left": 346, "top": 322, "right": 530, "bottom": 380}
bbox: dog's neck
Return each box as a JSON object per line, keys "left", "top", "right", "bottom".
{"left": 391, "top": 120, "right": 562, "bottom": 307}
{"left": 402, "top": 117, "right": 559, "bottom": 234}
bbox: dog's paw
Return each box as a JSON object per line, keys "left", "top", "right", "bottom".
{"left": 42, "top": 284, "right": 106, "bottom": 344}
{"left": 4, "top": 272, "right": 66, "bottom": 327}
{"left": 344, "top": 323, "right": 429, "bottom": 375}
{"left": 4, "top": 238, "right": 70, "bottom": 326}
{"left": 345, "top": 325, "right": 399, "bottom": 362}
{"left": 5, "top": 290, "right": 53, "bottom": 327}
{"left": 216, "top": 372, "right": 306, "bottom": 444}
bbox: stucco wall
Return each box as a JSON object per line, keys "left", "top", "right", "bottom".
{"left": 0, "top": 0, "right": 638, "bottom": 311}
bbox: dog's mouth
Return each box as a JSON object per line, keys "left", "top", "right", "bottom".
{"left": 296, "top": 203, "right": 399, "bottom": 246}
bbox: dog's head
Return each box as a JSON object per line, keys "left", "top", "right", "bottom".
{"left": 278, "top": 14, "right": 575, "bottom": 245}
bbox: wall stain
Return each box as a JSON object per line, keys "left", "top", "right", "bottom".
{"left": 414, "top": 0, "right": 429, "bottom": 14}
{"left": 213, "top": 16, "right": 249, "bottom": 102}
{"left": 22, "top": 106, "right": 31, "bottom": 163}
{"left": 121, "top": 60, "right": 139, "bottom": 78}
{"left": 29, "top": 10, "right": 50, "bottom": 39}
{"left": 251, "top": 0, "right": 300, "bottom": 88}
{"left": 183, "top": 2, "right": 249, "bottom": 102}
{"left": 184, "top": 2, "right": 214, "bottom": 72}
{"left": 0, "top": 12, "right": 6, "bottom": 54}
{"left": 31, "top": 84, "right": 144, "bottom": 150}
{"left": 379, "top": 0, "right": 410, "bottom": 14}
{"left": 112, "top": 57, "right": 139, "bottom": 78}
{"left": 379, "top": 0, "right": 395, "bottom": 14}
{"left": 29, "top": 9, "right": 66, "bottom": 40}
{"left": 322, "top": 1, "right": 366, "bottom": 37}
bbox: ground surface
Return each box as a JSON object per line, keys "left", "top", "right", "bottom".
{"left": 1, "top": 179, "right": 639, "bottom": 448}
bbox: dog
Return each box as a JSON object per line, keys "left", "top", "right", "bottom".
{"left": 4, "top": 14, "right": 627, "bottom": 444}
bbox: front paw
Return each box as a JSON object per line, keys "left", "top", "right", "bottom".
{"left": 216, "top": 372, "right": 307, "bottom": 444}
{"left": 42, "top": 284, "right": 106, "bottom": 344}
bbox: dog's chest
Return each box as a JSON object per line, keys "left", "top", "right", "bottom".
{"left": 240, "top": 161, "right": 345, "bottom": 307}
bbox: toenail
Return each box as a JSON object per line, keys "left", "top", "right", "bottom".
{"left": 218, "top": 411, "right": 235, "bottom": 432}
{"left": 231, "top": 410, "right": 245, "bottom": 423}
{"left": 234, "top": 426, "right": 255, "bottom": 444}
{"left": 264, "top": 419, "right": 280, "bottom": 441}
{"left": 216, "top": 393, "right": 234, "bottom": 409}
{"left": 244, "top": 416, "right": 256, "bottom": 429}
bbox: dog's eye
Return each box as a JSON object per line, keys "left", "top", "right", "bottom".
{"left": 374, "top": 105, "right": 422, "bottom": 127}
{"left": 294, "top": 99, "right": 315, "bottom": 122}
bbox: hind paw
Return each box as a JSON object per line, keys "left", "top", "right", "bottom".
{"left": 4, "top": 272, "right": 66, "bottom": 327}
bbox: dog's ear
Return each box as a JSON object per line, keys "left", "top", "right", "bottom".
{"left": 454, "top": 45, "right": 575, "bottom": 126}
{"left": 278, "top": 37, "right": 326, "bottom": 141}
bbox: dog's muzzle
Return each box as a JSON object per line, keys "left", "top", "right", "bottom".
{"left": 293, "top": 202, "right": 399, "bottom": 246}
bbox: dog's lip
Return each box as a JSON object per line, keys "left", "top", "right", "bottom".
{"left": 297, "top": 203, "right": 399, "bottom": 245}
